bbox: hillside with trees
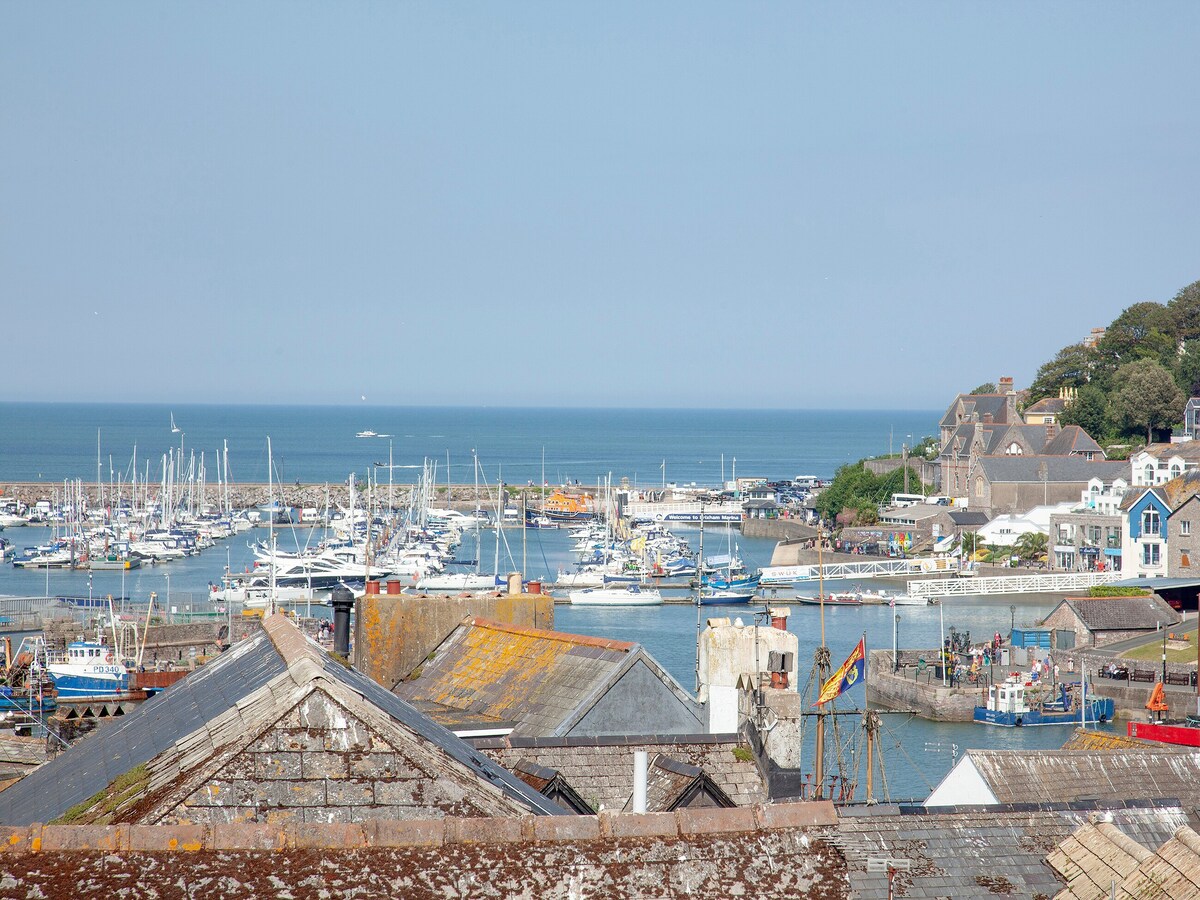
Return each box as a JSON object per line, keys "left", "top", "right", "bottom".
{"left": 1022, "top": 277, "right": 1200, "bottom": 448}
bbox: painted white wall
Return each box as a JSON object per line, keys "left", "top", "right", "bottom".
{"left": 923, "top": 755, "right": 999, "bottom": 807}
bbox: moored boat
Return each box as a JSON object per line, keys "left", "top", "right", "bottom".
{"left": 973, "top": 675, "right": 1112, "bottom": 727}
{"left": 46, "top": 641, "right": 131, "bottom": 699}
{"left": 794, "top": 593, "right": 863, "bottom": 607}
{"left": 568, "top": 584, "right": 663, "bottom": 606}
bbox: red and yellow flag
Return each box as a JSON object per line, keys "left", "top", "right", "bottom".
{"left": 816, "top": 638, "right": 865, "bottom": 706}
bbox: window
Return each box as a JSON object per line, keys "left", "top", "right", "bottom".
{"left": 1184, "top": 521, "right": 1193, "bottom": 536}
{"left": 1143, "top": 509, "right": 1161, "bottom": 536}
{"left": 1143, "top": 543, "right": 1161, "bottom": 566}
{"left": 1144, "top": 464, "right": 1155, "bottom": 483}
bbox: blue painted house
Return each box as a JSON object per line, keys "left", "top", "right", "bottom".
{"left": 1121, "top": 487, "right": 1170, "bottom": 578}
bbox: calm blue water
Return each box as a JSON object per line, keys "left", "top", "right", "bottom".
{"left": 0, "top": 403, "right": 937, "bottom": 486}
{"left": 0, "top": 403, "right": 1096, "bottom": 801}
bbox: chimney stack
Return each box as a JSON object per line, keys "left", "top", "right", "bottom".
{"left": 999, "top": 377, "right": 1014, "bottom": 394}
{"left": 982, "top": 413, "right": 993, "bottom": 424}
{"left": 1046, "top": 422, "right": 1058, "bottom": 442}
{"left": 331, "top": 586, "right": 354, "bottom": 658}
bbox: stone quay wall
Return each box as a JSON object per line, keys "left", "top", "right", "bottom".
{"left": 866, "top": 650, "right": 981, "bottom": 722}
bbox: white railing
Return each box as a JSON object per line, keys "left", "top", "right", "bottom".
{"left": 906, "top": 571, "right": 1123, "bottom": 598}
{"left": 760, "top": 559, "right": 953, "bottom": 583}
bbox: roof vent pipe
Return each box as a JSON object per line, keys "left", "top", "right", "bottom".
{"left": 632, "top": 751, "right": 648, "bottom": 813}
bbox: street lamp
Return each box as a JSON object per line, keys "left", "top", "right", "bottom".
{"left": 1010, "top": 604, "right": 1016, "bottom": 640}
{"left": 893, "top": 614, "right": 901, "bottom": 673}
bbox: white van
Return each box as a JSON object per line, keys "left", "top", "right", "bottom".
{"left": 890, "top": 493, "right": 925, "bottom": 508}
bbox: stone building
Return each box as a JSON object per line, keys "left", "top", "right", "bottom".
{"left": 0, "top": 615, "right": 563, "bottom": 826}
{"left": 970, "top": 458, "right": 1128, "bottom": 517}
{"left": 1039, "top": 595, "right": 1181, "bottom": 649}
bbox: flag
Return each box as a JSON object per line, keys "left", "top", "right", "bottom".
{"left": 815, "top": 638, "right": 866, "bottom": 706}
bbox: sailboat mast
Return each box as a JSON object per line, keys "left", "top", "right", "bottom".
{"left": 268, "top": 436, "right": 276, "bottom": 618}
{"left": 695, "top": 499, "right": 705, "bottom": 692}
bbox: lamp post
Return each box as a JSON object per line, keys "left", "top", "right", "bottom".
{"left": 1010, "top": 604, "right": 1016, "bottom": 641}
{"left": 165, "top": 573, "right": 172, "bottom": 625}
{"left": 893, "top": 614, "right": 901, "bottom": 673}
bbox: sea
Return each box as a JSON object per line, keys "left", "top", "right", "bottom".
{"left": 0, "top": 402, "right": 1103, "bottom": 801}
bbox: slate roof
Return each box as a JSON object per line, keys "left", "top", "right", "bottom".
{"left": 952, "top": 749, "right": 1200, "bottom": 825}
{"left": 948, "top": 509, "right": 990, "bottom": 527}
{"left": 1045, "top": 425, "right": 1104, "bottom": 457}
{"left": 940, "top": 393, "right": 1013, "bottom": 429}
{"left": 395, "top": 617, "right": 700, "bottom": 738}
{"left": 475, "top": 734, "right": 767, "bottom": 811}
{"left": 1141, "top": 442, "right": 1200, "bottom": 461}
{"left": 978, "top": 457, "right": 1130, "bottom": 484}
{"left": 836, "top": 801, "right": 1189, "bottom": 900}
{"left": 0, "top": 616, "right": 563, "bottom": 826}
{"left": 1026, "top": 396, "right": 1069, "bottom": 417}
{"left": 622, "top": 753, "right": 735, "bottom": 812}
{"left": 1051, "top": 596, "right": 1182, "bottom": 632}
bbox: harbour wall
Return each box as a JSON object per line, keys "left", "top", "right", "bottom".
{"left": 0, "top": 482, "right": 572, "bottom": 512}
{"left": 866, "top": 650, "right": 979, "bottom": 722}
{"left": 740, "top": 519, "right": 819, "bottom": 546}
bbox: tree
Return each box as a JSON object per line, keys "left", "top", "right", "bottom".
{"left": 960, "top": 532, "right": 981, "bottom": 555}
{"left": 1168, "top": 278, "right": 1200, "bottom": 341}
{"left": 1095, "top": 301, "right": 1177, "bottom": 370}
{"left": 1177, "top": 339, "right": 1200, "bottom": 396}
{"left": 1026, "top": 343, "right": 1099, "bottom": 403}
{"left": 1108, "top": 359, "right": 1185, "bottom": 443}
{"left": 969, "top": 382, "right": 998, "bottom": 394}
{"left": 1012, "top": 532, "right": 1048, "bottom": 564}
{"left": 1058, "top": 384, "right": 1110, "bottom": 439}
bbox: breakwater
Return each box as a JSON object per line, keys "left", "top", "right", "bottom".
{"left": 0, "top": 482, "right": 568, "bottom": 511}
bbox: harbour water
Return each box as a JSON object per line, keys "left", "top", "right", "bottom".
{"left": 0, "top": 403, "right": 1107, "bottom": 801}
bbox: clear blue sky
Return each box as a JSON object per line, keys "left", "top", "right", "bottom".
{"left": 3, "top": 3, "right": 1199, "bottom": 408}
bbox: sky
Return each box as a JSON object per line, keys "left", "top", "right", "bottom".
{"left": 3, "top": 3, "right": 1199, "bottom": 409}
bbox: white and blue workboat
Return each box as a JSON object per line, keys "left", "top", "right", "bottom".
{"left": 47, "top": 641, "right": 130, "bottom": 699}
{"left": 974, "top": 675, "right": 1113, "bottom": 727}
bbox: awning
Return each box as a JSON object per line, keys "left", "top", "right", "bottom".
{"left": 1104, "top": 548, "right": 1122, "bottom": 557}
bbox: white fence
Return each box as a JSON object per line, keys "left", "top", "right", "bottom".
{"left": 760, "top": 559, "right": 956, "bottom": 583}
{"left": 906, "top": 571, "right": 1123, "bottom": 598}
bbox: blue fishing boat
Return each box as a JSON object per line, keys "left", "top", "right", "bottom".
{"left": 973, "top": 675, "right": 1113, "bottom": 727}
{"left": 47, "top": 641, "right": 130, "bottom": 699}
{"left": 0, "top": 686, "right": 55, "bottom": 715}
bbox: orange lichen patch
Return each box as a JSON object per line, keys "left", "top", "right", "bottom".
{"left": 464, "top": 617, "right": 635, "bottom": 652}
{"left": 1061, "top": 727, "right": 1158, "bottom": 751}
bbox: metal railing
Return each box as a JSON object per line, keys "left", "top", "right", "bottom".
{"left": 906, "top": 570, "right": 1123, "bottom": 598}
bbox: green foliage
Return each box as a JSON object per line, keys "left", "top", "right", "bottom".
{"left": 1087, "top": 585, "right": 1153, "bottom": 597}
{"left": 969, "top": 382, "right": 998, "bottom": 394}
{"left": 814, "top": 462, "right": 929, "bottom": 524}
{"left": 1058, "top": 384, "right": 1110, "bottom": 440}
{"left": 1177, "top": 339, "right": 1200, "bottom": 395}
{"left": 960, "top": 532, "right": 981, "bottom": 554}
{"left": 1108, "top": 359, "right": 1185, "bottom": 443}
{"left": 1168, "top": 279, "right": 1200, "bottom": 341}
{"left": 1096, "top": 301, "right": 1178, "bottom": 370}
{"left": 732, "top": 746, "right": 755, "bottom": 763}
{"left": 1027, "top": 343, "right": 1099, "bottom": 404}
{"left": 1012, "top": 532, "right": 1048, "bottom": 563}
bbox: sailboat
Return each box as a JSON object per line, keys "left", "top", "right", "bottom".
{"left": 697, "top": 516, "right": 754, "bottom": 605}
{"left": 170, "top": 412, "right": 181, "bottom": 434}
